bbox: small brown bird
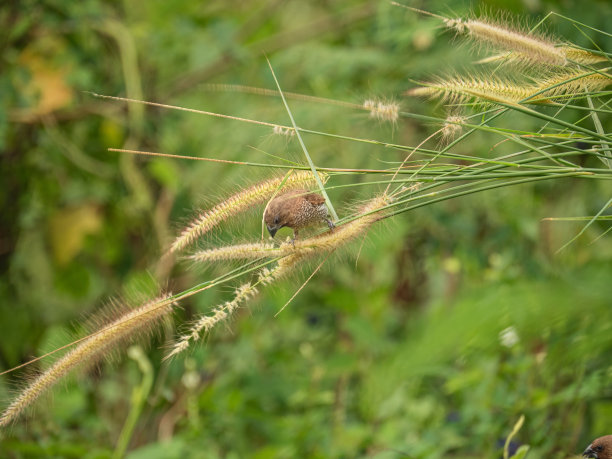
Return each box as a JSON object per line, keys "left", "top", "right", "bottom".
{"left": 264, "top": 189, "right": 334, "bottom": 240}
{"left": 583, "top": 435, "right": 612, "bottom": 459}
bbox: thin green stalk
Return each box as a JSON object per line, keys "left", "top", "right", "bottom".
{"left": 113, "top": 346, "right": 153, "bottom": 459}
{"left": 266, "top": 58, "right": 339, "bottom": 222}
{"left": 584, "top": 91, "right": 612, "bottom": 168}
{"left": 92, "top": 93, "right": 522, "bottom": 168}
{"left": 384, "top": 172, "right": 592, "bottom": 218}
{"left": 556, "top": 195, "right": 612, "bottom": 253}
{"left": 551, "top": 12, "right": 612, "bottom": 37}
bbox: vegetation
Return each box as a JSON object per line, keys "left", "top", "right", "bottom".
{"left": 1, "top": 1, "right": 611, "bottom": 457}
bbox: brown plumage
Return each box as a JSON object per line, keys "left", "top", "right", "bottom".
{"left": 264, "top": 190, "right": 334, "bottom": 240}
{"left": 583, "top": 435, "right": 612, "bottom": 459}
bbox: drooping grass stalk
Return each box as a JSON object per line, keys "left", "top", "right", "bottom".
{"left": 165, "top": 254, "right": 303, "bottom": 360}
{"left": 165, "top": 281, "right": 260, "bottom": 360}
{"left": 0, "top": 294, "right": 175, "bottom": 428}
{"left": 204, "top": 84, "right": 404, "bottom": 124}
{"left": 202, "top": 83, "right": 360, "bottom": 109}
{"left": 383, "top": 172, "right": 597, "bottom": 219}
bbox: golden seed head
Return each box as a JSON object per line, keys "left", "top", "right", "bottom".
{"left": 441, "top": 114, "right": 466, "bottom": 141}
{"left": 0, "top": 294, "right": 175, "bottom": 427}
{"left": 364, "top": 99, "right": 400, "bottom": 122}
{"left": 272, "top": 125, "right": 295, "bottom": 136}
{"left": 446, "top": 15, "right": 566, "bottom": 66}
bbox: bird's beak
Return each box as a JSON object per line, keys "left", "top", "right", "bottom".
{"left": 583, "top": 445, "right": 597, "bottom": 458}
{"left": 267, "top": 225, "right": 278, "bottom": 238}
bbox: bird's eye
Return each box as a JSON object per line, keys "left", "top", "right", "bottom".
{"left": 274, "top": 216, "right": 280, "bottom": 225}
{"left": 596, "top": 446, "right": 604, "bottom": 452}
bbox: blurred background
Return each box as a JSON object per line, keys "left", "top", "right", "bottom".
{"left": 1, "top": 0, "right": 612, "bottom": 457}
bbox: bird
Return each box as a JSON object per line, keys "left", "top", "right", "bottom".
{"left": 264, "top": 189, "right": 335, "bottom": 241}
{"left": 583, "top": 435, "right": 612, "bottom": 458}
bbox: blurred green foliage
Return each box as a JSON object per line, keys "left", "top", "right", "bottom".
{"left": 1, "top": 0, "right": 612, "bottom": 458}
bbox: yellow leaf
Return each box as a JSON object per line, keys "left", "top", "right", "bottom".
{"left": 14, "top": 38, "right": 74, "bottom": 119}
{"left": 48, "top": 204, "right": 102, "bottom": 265}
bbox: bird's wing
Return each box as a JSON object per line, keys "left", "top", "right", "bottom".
{"left": 304, "top": 193, "right": 326, "bottom": 207}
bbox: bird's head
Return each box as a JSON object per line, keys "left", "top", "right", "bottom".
{"left": 264, "top": 190, "right": 306, "bottom": 238}
{"left": 264, "top": 203, "right": 288, "bottom": 238}
{"left": 265, "top": 214, "right": 283, "bottom": 238}
{"left": 583, "top": 436, "right": 612, "bottom": 459}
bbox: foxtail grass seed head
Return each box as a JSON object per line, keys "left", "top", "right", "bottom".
{"left": 476, "top": 47, "right": 609, "bottom": 67}
{"left": 189, "top": 241, "right": 315, "bottom": 262}
{"left": 166, "top": 253, "right": 303, "bottom": 359}
{"left": 272, "top": 125, "right": 295, "bottom": 136}
{"left": 0, "top": 294, "right": 175, "bottom": 428}
{"left": 444, "top": 16, "right": 567, "bottom": 66}
{"left": 364, "top": 99, "right": 400, "bottom": 122}
{"left": 441, "top": 114, "right": 467, "bottom": 142}
{"left": 407, "top": 76, "right": 537, "bottom": 106}
{"left": 170, "top": 171, "right": 328, "bottom": 253}
{"left": 409, "top": 70, "right": 611, "bottom": 107}
{"left": 533, "top": 71, "right": 612, "bottom": 100}
{"left": 560, "top": 47, "right": 609, "bottom": 64}
{"left": 188, "top": 242, "right": 278, "bottom": 262}
{"left": 166, "top": 282, "right": 257, "bottom": 360}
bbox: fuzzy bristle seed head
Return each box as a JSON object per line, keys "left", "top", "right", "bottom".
{"left": 407, "top": 76, "right": 536, "bottom": 106}
{"left": 273, "top": 125, "right": 295, "bottom": 136}
{"left": 0, "top": 294, "right": 175, "bottom": 427}
{"left": 534, "top": 71, "right": 612, "bottom": 100}
{"left": 441, "top": 115, "right": 466, "bottom": 141}
{"left": 561, "top": 47, "right": 608, "bottom": 64}
{"left": 446, "top": 15, "right": 566, "bottom": 66}
{"left": 364, "top": 99, "right": 400, "bottom": 122}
